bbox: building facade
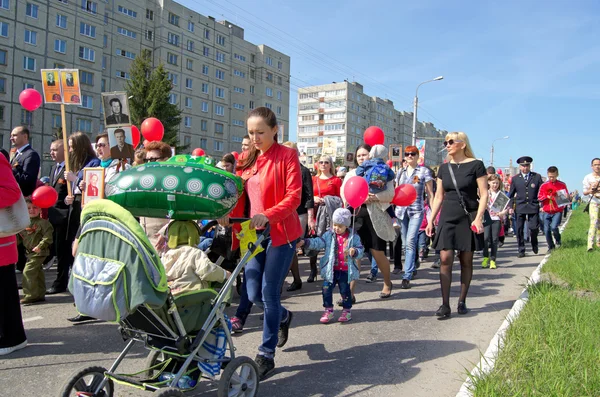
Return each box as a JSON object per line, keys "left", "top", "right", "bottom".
{"left": 0, "top": 0, "right": 290, "bottom": 174}
{"left": 297, "top": 81, "right": 446, "bottom": 167}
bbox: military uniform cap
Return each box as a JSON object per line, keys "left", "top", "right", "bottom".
{"left": 517, "top": 156, "right": 533, "bottom": 165}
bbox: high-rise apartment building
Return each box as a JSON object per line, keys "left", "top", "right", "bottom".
{"left": 297, "top": 81, "right": 446, "bottom": 166}
{"left": 0, "top": 0, "right": 290, "bottom": 174}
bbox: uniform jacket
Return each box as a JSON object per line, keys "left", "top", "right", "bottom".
{"left": 11, "top": 144, "right": 41, "bottom": 197}
{"left": 18, "top": 216, "right": 53, "bottom": 256}
{"left": 229, "top": 143, "right": 303, "bottom": 248}
{"left": 508, "top": 172, "right": 543, "bottom": 214}
{"left": 303, "top": 229, "right": 364, "bottom": 283}
{"left": 0, "top": 155, "right": 22, "bottom": 266}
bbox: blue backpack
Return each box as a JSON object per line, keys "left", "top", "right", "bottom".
{"left": 365, "top": 163, "right": 394, "bottom": 192}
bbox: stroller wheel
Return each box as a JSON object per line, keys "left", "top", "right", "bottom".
{"left": 144, "top": 350, "right": 169, "bottom": 378}
{"left": 59, "top": 365, "right": 114, "bottom": 397}
{"left": 155, "top": 387, "right": 185, "bottom": 397}
{"left": 218, "top": 356, "right": 259, "bottom": 397}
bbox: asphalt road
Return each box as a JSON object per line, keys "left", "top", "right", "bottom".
{"left": 0, "top": 234, "right": 546, "bottom": 397}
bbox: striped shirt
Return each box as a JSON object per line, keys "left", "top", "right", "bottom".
{"left": 394, "top": 166, "right": 433, "bottom": 219}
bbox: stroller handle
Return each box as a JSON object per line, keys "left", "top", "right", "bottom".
{"left": 199, "top": 218, "right": 271, "bottom": 239}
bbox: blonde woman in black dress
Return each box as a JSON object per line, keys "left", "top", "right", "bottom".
{"left": 426, "top": 132, "right": 488, "bottom": 318}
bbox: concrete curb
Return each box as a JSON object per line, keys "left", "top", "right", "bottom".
{"left": 456, "top": 211, "right": 572, "bottom": 397}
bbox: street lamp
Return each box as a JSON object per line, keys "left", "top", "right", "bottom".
{"left": 412, "top": 76, "right": 444, "bottom": 146}
{"left": 490, "top": 136, "right": 509, "bottom": 167}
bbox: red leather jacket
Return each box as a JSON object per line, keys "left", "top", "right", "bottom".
{"left": 230, "top": 142, "right": 303, "bottom": 247}
{"left": 0, "top": 155, "right": 22, "bottom": 267}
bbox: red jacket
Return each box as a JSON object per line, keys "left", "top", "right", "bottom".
{"left": 538, "top": 180, "right": 569, "bottom": 214}
{"left": 230, "top": 143, "right": 303, "bottom": 247}
{"left": 0, "top": 155, "right": 22, "bottom": 266}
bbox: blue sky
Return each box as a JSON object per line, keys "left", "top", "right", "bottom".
{"left": 185, "top": 0, "right": 600, "bottom": 190}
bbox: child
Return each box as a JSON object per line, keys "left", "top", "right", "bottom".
{"left": 19, "top": 199, "right": 53, "bottom": 305}
{"left": 297, "top": 208, "right": 363, "bottom": 323}
{"left": 355, "top": 144, "right": 395, "bottom": 194}
{"left": 483, "top": 174, "right": 508, "bottom": 269}
{"left": 161, "top": 220, "right": 230, "bottom": 296}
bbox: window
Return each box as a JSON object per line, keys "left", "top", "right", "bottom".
{"left": 265, "top": 102, "right": 272, "bottom": 109}
{"left": 204, "top": 29, "right": 210, "bottom": 39}
{"left": 56, "top": 14, "right": 67, "bottom": 29}
{"left": 249, "top": 85, "right": 254, "bottom": 94}
{"left": 25, "top": 3, "right": 38, "bottom": 18}
{"left": 186, "top": 59, "right": 193, "bottom": 70}
{"left": 215, "top": 87, "right": 225, "bottom": 98}
{"left": 80, "top": 22, "right": 96, "bottom": 38}
{"left": 54, "top": 62, "right": 65, "bottom": 69}
{"left": 200, "top": 138, "right": 207, "bottom": 148}
{"left": 251, "top": 54, "right": 255, "bottom": 63}
{"left": 168, "top": 12, "right": 179, "bottom": 26}
{"left": 81, "top": 0, "right": 97, "bottom": 14}
{"left": 0, "top": 50, "right": 6, "bottom": 65}
{"left": 200, "top": 120, "right": 207, "bottom": 131}
{"left": 146, "top": 9, "right": 153, "bottom": 20}
{"left": 103, "top": 34, "right": 107, "bottom": 47}
{"left": 233, "top": 103, "right": 245, "bottom": 110}
{"left": 278, "top": 61, "right": 283, "bottom": 70}
{"left": 115, "top": 70, "right": 130, "bottom": 79}
{"left": 117, "top": 27, "right": 136, "bottom": 38}
{"left": 234, "top": 86, "right": 245, "bottom": 94}
{"left": 101, "top": 78, "right": 106, "bottom": 91}
{"left": 104, "top": 12, "right": 108, "bottom": 24}
{"left": 215, "top": 123, "right": 224, "bottom": 133}
{"left": 79, "top": 46, "right": 95, "bottom": 62}
{"left": 277, "top": 91, "right": 282, "bottom": 101}
{"left": 249, "top": 100, "right": 254, "bottom": 109}
{"left": 23, "top": 83, "right": 34, "bottom": 90}
{"left": 277, "top": 76, "right": 283, "bottom": 85}
{"left": 215, "top": 69, "right": 225, "bottom": 80}
{"left": 76, "top": 118, "right": 92, "bottom": 133}
{"left": 169, "top": 93, "right": 177, "bottom": 104}
{"left": 277, "top": 106, "right": 282, "bottom": 115}
{"left": 184, "top": 135, "right": 191, "bottom": 146}
{"left": 167, "top": 53, "right": 178, "bottom": 65}
{"left": 81, "top": 95, "right": 93, "bottom": 109}
{"left": 80, "top": 71, "right": 94, "bottom": 85}
{"left": 231, "top": 119, "right": 244, "bottom": 127}
{"left": 185, "top": 78, "right": 192, "bottom": 89}
{"left": 216, "top": 34, "right": 225, "bottom": 46}
{"left": 0, "top": 77, "right": 5, "bottom": 93}
{"left": 214, "top": 104, "right": 224, "bottom": 116}
{"left": 21, "top": 110, "right": 33, "bottom": 125}
{"left": 234, "top": 53, "right": 246, "bottom": 62}
{"left": 52, "top": 114, "right": 61, "bottom": 128}
{"left": 215, "top": 51, "right": 225, "bottom": 63}
{"left": 265, "top": 56, "right": 273, "bottom": 66}
{"left": 201, "top": 83, "right": 209, "bottom": 94}
{"left": 234, "top": 69, "right": 246, "bottom": 78}
{"left": 203, "top": 46, "right": 210, "bottom": 57}
{"left": 185, "top": 97, "right": 192, "bottom": 108}
{"left": 168, "top": 32, "right": 179, "bottom": 46}
{"left": 266, "top": 72, "right": 273, "bottom": 82}
{"left": 0, "top": 22, "right": 8, "bottom": 37}
{"left": 24, "top": 29, "right": 37, "bottom": 45}
{"left": 202, "top": 65, "right": 209, "bottom": 75}
{"left": 102, "top": 56, "right": 106, "bottom": 69}
{"left": 184, "top": 116, "right": 191, "bottom": 127}
{"left": 23, "top": 56, "right": 36, "bottom": 71}
{"left": 116, "top": 48, "right": 136, "bottom": 59}
{"left": 0, "top": 0, "right": 8, "bottom": 10}
{"left": 188, "top": 21, "right": 194, "bottom": 32}
{"left": 117, "top": 5, "right": 137, "bottom": 18}
{"left": 250, "top": 69, "right": 255, "bottom": 79}
{"left": 201, "top": 102, "right": 208, "bottom": 112}
{"left": 186, "top": 40, "right": 194, "bottom": 52}
{"left": 266, "top": 87, "right": 273, "bottom": 97}
{"left": 214, "top": 141, "right": 223, "bottom": 152}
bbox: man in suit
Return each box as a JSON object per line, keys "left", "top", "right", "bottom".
{"left": 105, "top": 98, "right": 130, "bottom": 125}
{"left": 508, "top": 156, "right": 544, "bottom": 257}
{"left": 46, "top": 72, "right": 56, "bottom": 86}
{"left": 65, "top": 72, "right": 74, "bottom": 87}
{"left": 110, "top": 128, "right": 135, "bottom": 160}
{"left": 46, "top": 140, "right": 72, "bottom": 295}
{"left": 9, "top": 126, "right": 40, "bottom": 197}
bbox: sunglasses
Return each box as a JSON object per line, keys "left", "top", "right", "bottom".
{"left": 405, "top": 152, "right": 418, "bottom": 157}
{"left": 443, "top": 139, "right": 463, "bottom": 147}
{"left": 319, "top": 161, "right": 330, "bottom": 164}
{"left": 96, "top": 143, "right": 107, "bottom": 148}
{"left": 145, "top": 157, "right": 162, "bottom": 163}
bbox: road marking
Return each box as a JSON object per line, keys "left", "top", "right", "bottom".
{"left": 22, "top": 316, "right": 43, "bottom": 323}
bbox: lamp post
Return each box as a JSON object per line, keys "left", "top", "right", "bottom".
{"left": 490, "top": 136, "right": 509, "bottom": 167}
{"left": 412, "top": 76, "right": 443, "bottom": 146}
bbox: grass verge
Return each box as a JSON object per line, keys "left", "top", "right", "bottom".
{"left": 470, "top": 210, "right": 600, "bottom": 396}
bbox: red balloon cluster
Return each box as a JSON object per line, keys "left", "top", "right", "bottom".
{"left": 141, "top": 117, "right": 164, "bottom": 142}
{"left": 131, "top": 125, "right": 141, "bottom": 148}
{"left": 392, "top": 184, "right": 417, "bottom": 207}
{"left": 343, "top": 176, "right": 369, "bottom": 208}
{"left": 31, "top": 186, "right": 58, "bottom": 209}
{"left": 192, "top": 148, "right": 205, "bottom": 156}
{"left": 19, "top": 89, "right": 43, "bottom": 112}
{"left": 364, "top": 126, "right": 385, "bottom": 147}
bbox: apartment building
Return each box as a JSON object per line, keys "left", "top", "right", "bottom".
{"left": 0, "top": 0, "right": 290, "bottom": 174}
{"left": 297, "top": 81, "right": 446, "bottom": 167}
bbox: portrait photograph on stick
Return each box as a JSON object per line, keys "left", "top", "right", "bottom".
{"left": 41, "top": 69, "right": 62, "bottom": 103}
{"left": 107, "top": 126, "right": 136, "bottom": 161}
{"left": 102, "top": 92, "right": 131, "bottom": 127}
{"left": 82, "top": 167, "right": 105, "bottom": 206}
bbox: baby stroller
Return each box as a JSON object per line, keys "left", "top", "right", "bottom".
{"left": 59, "top": 200, "right": 267, "bottom": 397}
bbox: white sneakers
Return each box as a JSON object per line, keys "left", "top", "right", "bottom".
{"left": 0, "top": 340, "right": 27, "bottom": 356}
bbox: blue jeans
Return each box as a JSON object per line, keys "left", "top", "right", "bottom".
{"left": 539, "top": 212, "right": 547, "bottom": 235}
{"left": 245, "top": 238, "right": 296, "bottom": 356}
{"left": 234, "top": 273, "right": 253, "bottom": 322}
{"left": 366, "top": 252, "right": 378, "bottom": 277}
{"left": 400, "top": 212, "right": 424, "bottom": 280}
{"left": 198, "top": 237, "right": 213, "bottom": 251}
{"left": 417, "top": 230, "right": 427, "bottom": 254}
{"left": 322, "top": 270, "right": 352, "bottom": 309}
{"left": 544, "top": 212, "right": 562, "bottom": 249}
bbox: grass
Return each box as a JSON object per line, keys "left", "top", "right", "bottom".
{"left": 470, "top": 210, "right": 600, "bottom": 397}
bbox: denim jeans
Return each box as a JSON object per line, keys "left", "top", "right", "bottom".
{"left": 234, "top": 273, "right": 253, "bottom": 322}
{"left": 366, "top": 252, "right": 378, "bottom": 277}
{"left": 400, "top": 212, "right": 424, "bottom": 280}
{"left": 198, "top": 237, "right": 213, "bottom": 252}
{"left": 539, "top": 212, "right": 547, "bottom": 235}
{"left": 244, "top": 238, "right": 297, "bottom": 356}
{"left": 544, "top": 212, "right": 562, "bottom": 249}
{"left": 417, "top": 231, "right": 427, "bottom": 254}
{"left": 322, "top": 270, "right": 352, "bottom": 309}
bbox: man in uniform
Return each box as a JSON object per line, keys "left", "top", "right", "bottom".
{"left": 509, "top": 156, "right": 543, "bottom": 257}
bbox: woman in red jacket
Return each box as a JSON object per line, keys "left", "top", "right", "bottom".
{"left": 220, "top": 107, "right": 302, "bottom": 380}
{"left": 0, "top": 155, "right": 28, "bottom": 355}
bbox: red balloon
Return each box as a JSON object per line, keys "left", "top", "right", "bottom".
{"left": 497, "top": 169, "right": 503, "bottom": 175}
{"left": 131, "top": 125, "right": 141, "bottom": 148}
{"left": 386, "top": 160, "right": 393, "bottom": 167}
{"left": 392, "top": 184, "right": 418, "bottom": 207}
{"left": 19, "top": 89, "right": 43, "bottom": 112}
{"left": 141, "top": 117, "right": 164, "bottom": 142}
{"left": 192, "top": 148, "right": 205, "bottom": 156}
{"left": 343, "top": 176, "right": 369, "bottom": 208}
{"left": 364, "top": 126, "right": 385, "bottom": 147}
{"left": 231, "top": 151, "right": 239, "bottom": 160}
{"left": 31, "top": 186, "right": 58, "bottom": 209}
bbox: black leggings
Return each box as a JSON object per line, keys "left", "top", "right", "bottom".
{"left": 483, "top": 220, "right": 501, "bottom": 260}
{"left": 0, "top": 264, "right": 27, "bottom": 348}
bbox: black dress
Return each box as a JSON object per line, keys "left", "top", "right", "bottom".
{"left": 433, "top": 160, "right": 486, "bottom": 252}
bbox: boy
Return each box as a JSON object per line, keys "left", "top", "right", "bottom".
{"left": 538, "top": 166, "right": 569, "bottom": 253}
{"left": 355, "top": 144, "right": 395, "bottom": 194}
{"left": 19, "top": 198, "right": 53, "bottom": 305}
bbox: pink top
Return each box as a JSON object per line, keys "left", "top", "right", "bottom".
{"left": 247, "top": 173, "right": 264, "bottom": 218}
{"left": 334, "top": 231, "right": 349, "bottom": 271}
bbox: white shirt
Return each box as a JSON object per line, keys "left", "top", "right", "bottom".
{"left": 583, "top": 173, "right": 600, "bottom": 204}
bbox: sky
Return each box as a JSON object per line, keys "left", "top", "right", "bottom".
{"left": 182, "top": 0, "right": 600, "bottom": 190}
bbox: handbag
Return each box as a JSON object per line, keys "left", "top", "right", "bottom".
{"left": 0, "top": 194, "right": 30, "bottom": 238}
{"left": 447, "top": 163, "right": 492, "bottom": 228}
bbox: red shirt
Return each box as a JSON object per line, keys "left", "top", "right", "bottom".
{"left": 312, "top": 175, "right": 342, "bottom": 198}
{"left": 538, "top": 180, "right": 569, "bottom": 214}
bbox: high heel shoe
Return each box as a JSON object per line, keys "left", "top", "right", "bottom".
{"left": 457, "top": 301, "right": 468, "bottom": 315}
{"left": 307, "top": 269, "right": 317, "bottom": 283}
{"left": 435, "top": 305, "right": 451, "bottom": 319}
{"left": 286, "top": 281, "right": 302, "bottom": 292}
{"left": 379, "top": 282, "right": 393, "bottom": 299}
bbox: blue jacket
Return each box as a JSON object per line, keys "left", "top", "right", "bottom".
{"left": 304, "top": 229, "right": 364, "bottom": 283}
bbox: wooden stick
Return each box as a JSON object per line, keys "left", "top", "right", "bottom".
{"left": 60, "top": 103, "right": 72, "bottom": 197}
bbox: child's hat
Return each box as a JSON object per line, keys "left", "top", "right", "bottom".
{"left": 167, "top": 221, "right": 201, "bottom": 249}
{"left": 370, "top": 144, "right": 388, "bottom": 160}
{"left": 332, "top": 208, "right": 352, "bottom": 227}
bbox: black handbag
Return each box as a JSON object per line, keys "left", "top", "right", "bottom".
{"left": 447, "top": 163, "right": 492, "bottom": 227}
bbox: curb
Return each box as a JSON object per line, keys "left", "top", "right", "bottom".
{"left": 456, "top": 211, "right": 573, "bottom": 397}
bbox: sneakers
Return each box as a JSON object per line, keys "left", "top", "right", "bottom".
{"left": 0, "top": 340, "right": 27, "bottom": 356}
{"left": 489, "top": 260, "right": 497, "bottom": 269}
{"left": 320, "top": 309, "right": 334, "bottom": 324}
{"left": 431, "top": 259, "right": 441, "bottom": 269}
{"left": 337, "top": 295, "right": 356, "bottom": 306}
{"left": 366, "top": 273, "right": 377, "bottom": 283}
{"left": 338, "top": 309, "right": 352, "bottom": 323}
{"left": 254, "top": 354, "right": 275, "bottom": 380}
{"left": 230, "top": 316, "right": 244, "bottom": 334}
{"left": 276, "top": 311, "right": 293, "bottom": 348}
{"left": 482, "top": 257, "right": 490, "bottom": 268}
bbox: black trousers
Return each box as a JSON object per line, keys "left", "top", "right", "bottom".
{"left": 516, "top": 212, "right": 539, "bottom": 254}
{"left": 0, "top": 264, "right": 27, "bottom": 348}
{"left": 51, "top": 202, "right": 81, "bottom": 290}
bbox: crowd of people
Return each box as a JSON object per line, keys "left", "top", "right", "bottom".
{"left": 1, "top": 112, "right": 599, "bottom": 383}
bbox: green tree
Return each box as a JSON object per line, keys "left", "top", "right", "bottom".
{"left": 126, "top": 51, "right": 182, "bottom": 149}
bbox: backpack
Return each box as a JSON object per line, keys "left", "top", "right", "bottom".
{"left": 365, "top": 163, "right": 392, "bottom": 191}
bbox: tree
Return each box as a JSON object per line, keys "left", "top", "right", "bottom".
{"left": 126, "top": 51, "right": 182, "bottom": 149}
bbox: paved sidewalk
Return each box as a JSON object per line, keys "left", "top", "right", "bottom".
{"left": 0, "top": 235, "right": 545, "bottom": 396}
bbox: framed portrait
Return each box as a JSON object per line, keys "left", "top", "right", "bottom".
{"left": 40, "top": 69, "right": 63, "bottom": 104}
{"left": 82, "top": 168, "right": 105, "bottom": 206}
{"left": 59, "top": 69, "right": 81, "bottom": 105}
{"left": 555, "top": 189, "right": 571, "bottom": 207}
{"left": 107, "top": 126, "right": 136, "bottom": 161}
{"left": 490, "top": 191, "right": 510, "bottom": 214}
{"left": 389, "top": 144, "right": 402, "bottom": 163}
{"left": 102, "top": 92, "right": 131, "bottom": 127}
{"left": 344, "top": 152, "right": 354, "bottom": 167}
